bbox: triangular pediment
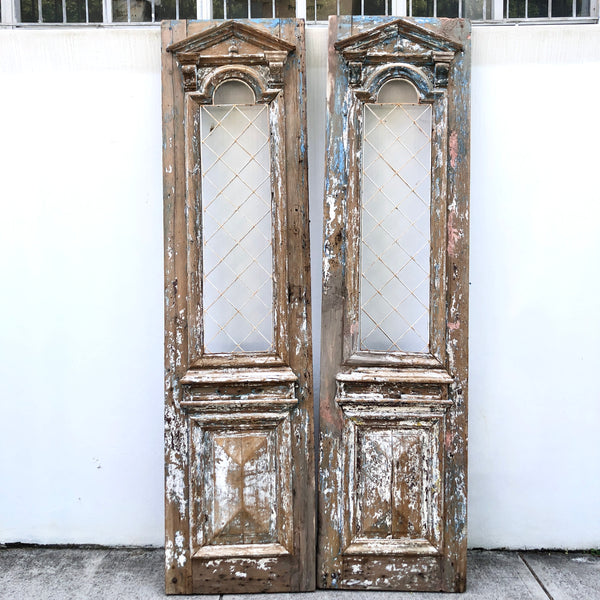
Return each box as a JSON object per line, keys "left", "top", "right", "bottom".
{"left": 167, "top": 21, "right": 295, "bottom": 61}
{"left": 334, "top": 18, "right": 463, "bottom": 60}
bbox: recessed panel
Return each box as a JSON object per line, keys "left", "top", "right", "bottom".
{"left": 190, "top": 412, "right": 294, "bottom": 558}
{"left": 360, "top": 103, "right": 432, "bottom": 353}
{"left": 345, "top": 412, "right": 443, "bottom": 554}
{"left": 200, "top": 104, "right": 273, "bottom": 354}
{"left": 210, "top": 431, "right": 276, "bottom": 545}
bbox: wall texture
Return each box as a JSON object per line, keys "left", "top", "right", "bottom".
{"left": 0, "top": 23, "right": 598, "bottom": 548}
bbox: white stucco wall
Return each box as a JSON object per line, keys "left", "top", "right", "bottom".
{"left": 0, "top": 23, "right": 598, "bottom": 548}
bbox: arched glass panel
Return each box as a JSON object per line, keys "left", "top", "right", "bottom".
{"left": 377, "top": 79, "right": 419, "bottom": 104}
{"left": 213, "top": 79, "right": 256, "bottom": 105}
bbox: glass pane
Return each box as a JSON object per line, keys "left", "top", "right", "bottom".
{"left": 201, "top": 105, "right": 274, "bottom": 354}
{"left": 212, "top": 0, "right": 223, "bottom": 17}
{"left": 411, "top": 0, "right": 432, "bottom": 16}
{"left": 527, "top": 0, "right": 549, "bottom": 16}
{"left": 578, "top": 0, "right": 591, "bottom": 17}
{"left": 552, "top": 0, "right": 572, "bottom": 16}
{"left": 20, "top": 0, "right": 39, "bottom": 22}
{"left": 40, "top": 0, "right": 63, "bottom": 22}
{"left": 364, "top": 0, "right": 387, "bottom": 14}
{"left": 214, "top": 81, "right": 255, "bottom": 105}
{"left": 464, "top": 0, "right": 490, "bottom": 20}
{"left": 113, "top": 0, "right": 152, "bottom": 21}
{"left": 360, "top": 102, "right": 432, "bottom": 353}
{"left": 437, "top": 0, "right": 459, "bottom": 16}
{"left": 65, "top": 0, "right": 101, "bottom": 22}
{"left": 275, "top": 0, "right": 295, "bottom": 17}
{"left": 504, "top": 0, "right": 525, "bottom": 17}
{"left": 225, "top": 0, "right": 248, "bottom": 17}
{"left": 314, "top": 0, "right": 351, "bottom": 21}
{"left": 178, "top": 0, "right": 196, "bottom": 18}
{"left": 378, "top": 80, "right": 419, "bottom": 104}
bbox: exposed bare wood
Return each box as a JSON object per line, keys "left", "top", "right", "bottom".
{"left": 319, "top": 16, "right": 470, "bottom": 592}
{"left": 162, "top": 18, "right": 314, "bottom": 595}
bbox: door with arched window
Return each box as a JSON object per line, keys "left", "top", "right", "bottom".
{"left": 318, "top": 16, "right": 470, "bottom": 592}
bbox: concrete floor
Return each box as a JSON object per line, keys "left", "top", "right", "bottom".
{"left": 0, "top": 548, "right": 598, "bottom": 600}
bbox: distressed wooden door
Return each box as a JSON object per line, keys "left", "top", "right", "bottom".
{"left": 318, "top": 17, "right": 471, "bottom": 591}
{"left": 162, "top": 19, "right": 314, "bottom": 595}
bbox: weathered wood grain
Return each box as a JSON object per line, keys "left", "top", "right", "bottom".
{"left": 318, "top": 16, "right": 471, "bottom": 592}
{"left": 162, "top": 18, "right": 314, "bottom": 595}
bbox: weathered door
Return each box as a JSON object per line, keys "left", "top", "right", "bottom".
{"left": 162, "top": 19, "right": 314, "bottom": 594}
{"left": 318, "top": 17, "right": 470, "bottom": 591}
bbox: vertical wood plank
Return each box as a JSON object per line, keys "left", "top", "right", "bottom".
{"left": 162, "top": 19, "right": 193, "bottom": 596}
{"left": 441, "top": 17, "right": 471, "bottom": 593}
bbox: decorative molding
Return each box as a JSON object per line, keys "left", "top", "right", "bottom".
{"left": 167, "top": 21, "right": 296, "bottom": 99}
{"left": 334, "top": 17, "right": 463, "bottom": 98}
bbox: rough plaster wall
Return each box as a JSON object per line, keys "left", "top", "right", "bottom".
{"left": 0, "top": 24, "right": 599, "bottom": 548}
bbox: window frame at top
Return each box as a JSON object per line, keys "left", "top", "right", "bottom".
{"left": 1, "top": 0, "right": 598, "bottom": 24}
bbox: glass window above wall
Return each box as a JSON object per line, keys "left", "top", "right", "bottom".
{"left": 5, "top": 0, "right": 597, "bottom": 32}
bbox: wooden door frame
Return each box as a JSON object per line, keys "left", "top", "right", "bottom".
{"left": 318, "top": 16, "right": 470, "bottom": 592}
{"left": 162, "top": 18, "right": 314, "bottom": 595}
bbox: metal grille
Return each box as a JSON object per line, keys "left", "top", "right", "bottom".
{"left": 360, "top": 103, "right": 432, "bottom": 353}
{"left": 200, "top": 104, "right": 274, "bottom": 354}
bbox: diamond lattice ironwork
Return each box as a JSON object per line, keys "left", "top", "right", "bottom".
{"left": 360, "top": 103, "right": 432, "bottom": 353}
{"left": 200, "top": 104, "right": 273, "bottom": 353}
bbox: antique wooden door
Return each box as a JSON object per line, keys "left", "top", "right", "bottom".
{"left": 161, "top": 19, "right": 314, "bottom": 594}
{"left": 318, "top": 17, "right": 471, "bottom": 591}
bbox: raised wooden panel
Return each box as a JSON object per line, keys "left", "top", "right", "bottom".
{"left": 189, "top": 409, "right": 293, "bottom": 558}
{"left": 342, "top": 406, "right": 444, "bottom": 556}
{"left": 319, "top": 16, "right": 470, "bottom": 592}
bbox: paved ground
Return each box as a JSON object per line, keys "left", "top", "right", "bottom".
{"left": 0, "top": 548, "right": 598, "bottom": 600}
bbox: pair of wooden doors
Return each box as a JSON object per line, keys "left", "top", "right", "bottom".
{"left": 162, "top": 16, "right": 470, "bottom": 595}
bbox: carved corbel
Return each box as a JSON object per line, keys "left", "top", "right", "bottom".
{"left": 348, "top": 61, "right": 363, "bottom": 86}
{"left": 181, "top": 63, "right": 197, "bottom": 93}
{"left": 265, "top": 50, "right": 289, "bottom": 88}
{"left": 433, "top": 51, "right": 455, "bottom": 88}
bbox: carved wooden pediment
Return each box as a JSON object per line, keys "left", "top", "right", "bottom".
{"left": 167, "top": 21, "right": 296, "bottom": 97}
{"left": 335, "top": 18, "right": 464, "bottom": 94}
{"left": 167, "top": 20, "right": 296, "bottom": 63}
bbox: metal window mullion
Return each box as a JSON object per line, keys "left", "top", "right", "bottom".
{"left": 361, "top": 0, "right": 364, "bottom": 15}
{"left": 62, "top": 0, "right": 66, "bottom": 22}
{"left": 433, "top": 0, "right": 437, "bottom": 16}
{"left": 198, "top": 0, "right": 211, "bottom": 19}
{"left": 85, "top": 0, "right": 89, "bottom": 21}
{"left": 295, "top": 0, "right": 306, "bottom": 19}
{"left": 1, "top": 0, "right": 20, "bottom": 23}
{"left": 548, "top": 0, "right": 552, "bottom": 16}
{"left": 271, "top": 0, "right": 275, "bottom": 18}
{"left": 127, "top": 0, "right": 131, "bottom": 22}
{"left": 223, "top": 0, "right": 227, "bottom": 19}
{"left": 572, "top": 0, "right": 576, "bottom": 17}
{"left": 390, "top": 0, "right": 406, "bottom": 14}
